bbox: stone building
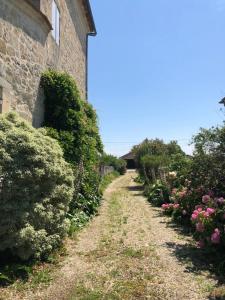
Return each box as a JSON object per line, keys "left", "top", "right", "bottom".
{"left": 0, "top": 0, "right": 96, "bottom": 127}
{"left": 121, "top": 152, "right": 136, "bottom": 169}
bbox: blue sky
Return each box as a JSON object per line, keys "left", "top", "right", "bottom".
{"left": 88, "top": 0, "right": 225, "bottom": 157}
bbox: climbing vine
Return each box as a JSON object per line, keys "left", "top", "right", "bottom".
{"left": 41, "top": 70, "right": 103, "bottom": 222}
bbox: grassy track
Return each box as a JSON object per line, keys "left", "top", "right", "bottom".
{"left": 1, "top": 172, "right": 218, "bottom": 299}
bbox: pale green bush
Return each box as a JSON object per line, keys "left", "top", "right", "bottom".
{"left": 0, "top": 113, "right": 74, "bottom": 260}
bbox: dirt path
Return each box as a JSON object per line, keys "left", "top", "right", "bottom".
{"left": 3, "top": 171, "right": 217, "bottom": 299}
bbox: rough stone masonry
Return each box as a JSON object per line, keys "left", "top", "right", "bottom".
{"left": 0, "top": 0, "right": 95, "bottom": 127}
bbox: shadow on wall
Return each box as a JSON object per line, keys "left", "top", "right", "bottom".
{"left": 0, "top": 0, "right": 50, "bottom": 46}
{"left": 32, "top": 82, "right": 44, "bottom": 128}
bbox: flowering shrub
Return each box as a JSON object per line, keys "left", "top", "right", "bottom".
{"left": 0, "top": 113, "right": 74, "bottom": 260}
{"left": 162, "top": 203, "right": 180, "bottom": 215}
{"left": 160, "top": 191, "right": 225, "bottom": 249}
{"left": 136, "top": 125, "right": 225, "bottom": 252}
{"left": 190, "top": 195, "right": 225, "bottom": 248}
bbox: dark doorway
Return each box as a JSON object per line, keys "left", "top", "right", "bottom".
{"left": 126, "top": 159, "right": 136, "bottom": 169}
{"left": 121, "top": 152, "right": 136, "bottom": 169}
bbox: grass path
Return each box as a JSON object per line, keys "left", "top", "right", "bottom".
{"left": 2, "top": 171, "right": 218, "bottom": 299}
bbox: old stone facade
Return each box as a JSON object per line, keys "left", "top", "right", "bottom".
{"left": 0, "top": 0, "right": 96, "bottom": 127}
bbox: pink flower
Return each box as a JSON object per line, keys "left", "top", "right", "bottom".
{"left": 197, "top": 240, "right": 205, "bottom": 248}
{"left": 197, "top": 207, "right": 203, "bottom": 212}
{"left": 202, "top": 195, "right": 210, "bottom": 204}
{"left": 208, "top": 191, "right": 214, "bottom": 197}
{"left": 173, "top": 204, "right": 180, "bottom": 209}
{"left": 202, "top": 211, "right": 210, "bottom": 218}
{"left": 217, "top": 197, "right": 225, "bottom": 205}
{"left": 211, "top": 228, "right": 220, "bottom": 244}
{"left": 162, "top": 204, "right": 169, "bottom": 210}
{"left": 195, "top": 205, "right": 203, "bottom": 210}
{"left": 191, "top": 213, "right": 198, "bottom": 221}
{"left": 172, "top": 188, "right": 177, "bottom": 195}
{"left": 178, "top": 188, "right": 187, "bottom": 198}
{"left": 196, "top": 222, "right": 204, "bottom": 232}
{"left": 206, "top": 208, "right": 215, "bottom": 215}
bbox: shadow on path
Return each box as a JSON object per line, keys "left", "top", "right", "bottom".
{"left": 126, "top": 185, "right": 144, "bottom": 192}
{"left": 155, "top": 217, "right": 225, "bottom": 300}
{"left": 125, "top": 185, "right": 144, "bottom": 197}
{"left": 166, "top": 241, "right": 225, "bottom": 299}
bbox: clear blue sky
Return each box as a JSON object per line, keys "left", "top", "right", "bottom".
{"left": 88, "top": 0, "right": 225, "bottom": 157}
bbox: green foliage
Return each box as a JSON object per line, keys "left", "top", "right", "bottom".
{"left": 99, "top": 171, "right": 120, "bottom": 194}
{"left": 190, "top": 125, "right": 225, "bottom": 196}
{"left": 41, "top": 70, "right": 103, "bottom": 231}
{"left": 0, "top": 113, "right": 74, "bottom": 260}
{"left": 132, "top": 138, "right": 167, "bottom": 167}
{"left": 41, "top": 70, "right": 103, "bottom": 166}
{"left": 149, "top": 123, "right": 225, "bottom": 253}
{"left": 71, "top": 168, "right": 102, "bottom": 217}
{"left": 67, "top": 171, "right": 120, "bottom": 236}
{"left": 169, "top": 153, "right": 192, "bottom": 186}
{"left": 140, "top": 154, "right": 169, "bottom": 184}
{"left": 0, "top": 245, "right": 63, "bottom": 289}
{"left": 100, "top": 154, "right": 127, "bottom": 175}
{"left": 67, "top": 211, "right": 90, "bottom": 236}
{"left": 133, "top": 138, "right": 186, "bottom": 184}
{"left": 144, "top": 180, "right": 170, "bottom": 206}
{"left": 0, "top": 259, "right": 33, "bottom": 287}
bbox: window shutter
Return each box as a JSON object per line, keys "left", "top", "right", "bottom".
{"left": 56, "top": 6, "right": 60, "bottom": 45}
{"left": 52, "top": 0, "right": 56, "bottom": 39}
{"left": 52, "top": 0, "right": 60, "bottom": 44}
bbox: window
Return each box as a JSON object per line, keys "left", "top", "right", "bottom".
{"left": 52, "top": 0, "right": 60, "bottom": 44}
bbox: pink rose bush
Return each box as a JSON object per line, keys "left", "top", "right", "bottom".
{"left": 202, "top": 195, "right": 210, "bottom": 204}
{"left": 161, "top": 186, "right": 202, "bottom": 223}
{"left": 162, "top": 203, "right": 180, "bottom": 215}
{"left": 160, "top": 189, "right": 225, "bottom": 249}
{"left": 190, "top": 197, "right": 225, "bottom": 248}
{"left": 146, "top": 167, "right": 225, "bottom": 250}
{"left": 211, "top": 228, "right": 221, "bottom": 244}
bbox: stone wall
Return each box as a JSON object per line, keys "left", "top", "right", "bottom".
{"left": 0, "top": 0, "right": 91, "bottom": 127}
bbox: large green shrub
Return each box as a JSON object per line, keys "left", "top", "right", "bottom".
{"left": 41, "top": 70, "right": 103, "bottom": 166}
{"left": 41, "top": 70, "right": 103, "bottom": 225}
{"left": 133, "top": 138, "right": 185, "bottom": 184}
{"left": 190, "top": 126, "right": 225, "bottom": 196}
{"left": 140, "top": 154, "right": 169, "bottom": 184}
{"left": 0, "top": 113, "right": 74, "bottom": 260}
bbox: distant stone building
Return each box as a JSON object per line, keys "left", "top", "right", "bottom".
{"left": 0, "top": 0, "right": 96, "bottom": 126}
{"left": 121, "top": 152, "right": 136, "bottom": 169}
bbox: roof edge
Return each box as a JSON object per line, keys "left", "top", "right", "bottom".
{"left": 120, "top": 152, "right": 135, "bottom": 160}
{"left": 82, "top": 0, "right": 96, "bottom": 36}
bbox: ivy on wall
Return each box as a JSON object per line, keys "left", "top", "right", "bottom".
{"left": 41, "top": 70, "right": 103, "bottom": 219}
{"left": 41, "top": 70, "right": 103, "bottom": 165}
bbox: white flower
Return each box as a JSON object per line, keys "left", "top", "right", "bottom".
{"left": 168, "top": 171, "right": 177, "bottom": 178}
